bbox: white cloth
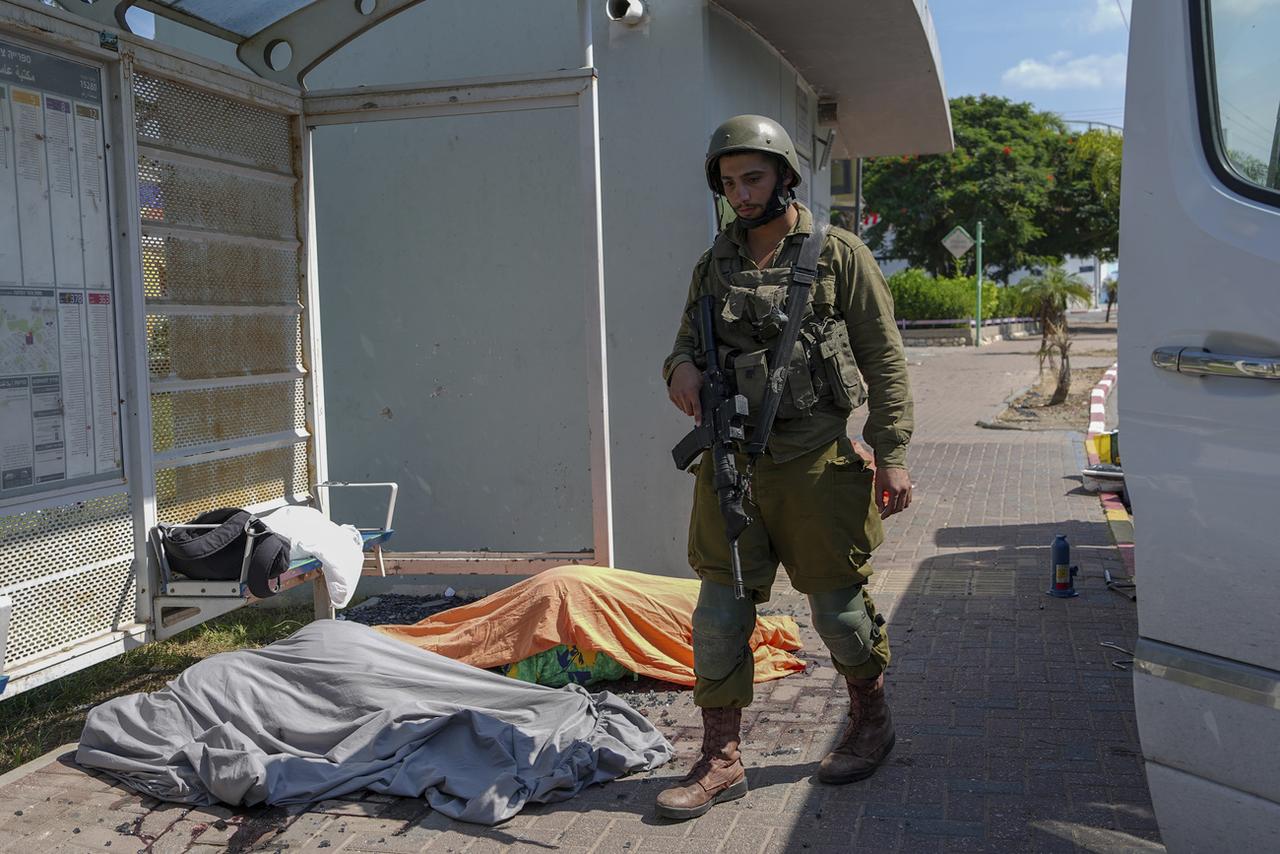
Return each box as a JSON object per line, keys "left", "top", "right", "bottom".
{"left": 260, "top": 505, "right": 363, "bottom": 608}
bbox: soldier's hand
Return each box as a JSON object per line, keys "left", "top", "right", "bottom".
{"left": 875, "top": 466, "right": 912, "bottom": 519}
{"left": 668, "top": 362, "right": 704, "bottom": 425}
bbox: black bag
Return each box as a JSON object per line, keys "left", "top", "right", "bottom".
{"left": 160, "top": 507, "right": 291, "bottom": 599}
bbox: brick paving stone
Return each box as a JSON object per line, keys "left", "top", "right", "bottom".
{"left": 150, "top": 819, "right": 213, "bottom": 854}
{"left": 460, "top": 839, "right": 524, "bottom": 850}
{"left": 342, "top": 816, "right": 443, "bottom": 852}
{"left": 730, "top": 800, "right": 802, "bottom": 830}
{"left": 418, "top": 832, "right": 475, "bottom": 854}
{"left": 188, "top": 814, "right": 239, "bottom": 846}
{"left": 892, "top": 834, "right": 948, "bottom": 854}
{"left": 136, "top": 802, "right": 189, "bottom": 839}
{"left": 635, "top": 837, "right": 706, "bottom": 854}
{"left": 716, "top": 823, "right": 776, "bottom": 854}
{"left": 41, "top": 819, "right": 132, "bottom": 850}
{"left": 682, "top": 804, "right": 738, "bottom": 839}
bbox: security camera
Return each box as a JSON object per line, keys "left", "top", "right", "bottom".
{"left": 606, "top": 0, "right": 647, "bottom": 26}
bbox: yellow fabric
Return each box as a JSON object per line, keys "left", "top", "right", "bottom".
{"left": 376, "top": 564, "right": 806, "bottom": 686}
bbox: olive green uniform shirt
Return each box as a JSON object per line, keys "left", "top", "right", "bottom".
{"left": 662, "top": 204, "right": 914, "bottom": 468}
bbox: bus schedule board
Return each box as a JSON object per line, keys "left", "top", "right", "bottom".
{"left": 0, "top": 40, "right": 122, "bottom": 504}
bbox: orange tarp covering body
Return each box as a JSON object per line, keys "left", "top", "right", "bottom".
{"left": 376, "top": 565, "right": 806, "bottom": 686}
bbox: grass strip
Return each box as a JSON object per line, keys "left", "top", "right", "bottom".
{"left": 0, "top": 603, "right": 315, "bottom": 776}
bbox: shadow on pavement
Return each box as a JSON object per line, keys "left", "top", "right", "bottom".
{"left": 934, "top": 520, "right": 1112, "bottom": 550}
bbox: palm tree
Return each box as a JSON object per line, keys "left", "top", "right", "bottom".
{"left": 1104, "top": 278, "right": 1118, "bottom": 323}
{"left": 1011, "top": 267, "right": 1094, "bottom": 405}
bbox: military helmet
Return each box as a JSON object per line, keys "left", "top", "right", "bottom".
{"left": 705, "top": 115, "right": 803, "bottom": 195}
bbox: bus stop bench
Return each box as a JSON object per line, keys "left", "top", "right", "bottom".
{"left": 239, "top": 527, "right": 396, "bottom": 598}
{"left": 149, "top": 482, "right": 397, "bottom": 637}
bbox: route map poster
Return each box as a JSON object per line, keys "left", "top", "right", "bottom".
{"left": 0, "top": 40, "right": 121, "bottom": 502}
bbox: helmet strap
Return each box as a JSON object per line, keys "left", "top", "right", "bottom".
{"left": 736, "top": 177, "right": 793, "bottom": 230}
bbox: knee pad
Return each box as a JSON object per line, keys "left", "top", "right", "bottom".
{"left": 807, "top": 585, "right": 874, "bottom": 668}
{"left": 692, "top": 581, "right": 755, "bottom": 681}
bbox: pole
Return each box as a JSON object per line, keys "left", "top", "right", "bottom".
{"left": 1266, "top": 100, "right": 1280, "bottom": 190}
{"left": 577, "top": 0, "right": 615, "bottom": 566}
{"left": 853, "top": 157, "right": 864, "bottom": 236}
{"left": 974, "top": 220, "right": 984, "bottom": 347}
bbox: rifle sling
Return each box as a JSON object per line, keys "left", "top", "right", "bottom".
{"left": 745, "top": 223, "right": 828, "bottom": 457}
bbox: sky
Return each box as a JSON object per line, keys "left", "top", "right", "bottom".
{"left": 928, "top": 0, "right": 1133, "bottom": 131}
{"left": 1210, "top": 0, "right": 1280, "bottom": 166}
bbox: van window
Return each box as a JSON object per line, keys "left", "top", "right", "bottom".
{"left": 1203, "top": 0, "right": 1280, "bottom": 193}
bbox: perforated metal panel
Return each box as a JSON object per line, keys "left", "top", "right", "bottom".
{"left": 152, "top": 381, "right": 307, "bottom": 453}
{"left": 0, "top": 29, "right": 314, "bottom": 694}
{"left": 4, "top": 559, "right": 135, "bottom": 669}
{"left": 136, "top": 67, "right": 312, "bottom": 540}
{"left": 155, "top": 445, "right": 310, "bottom": 525}
{"left": 146, "top": 314, "right": 302, "bottom": 380}
{"left": 0, "top": 493, "right": 135, "bottom": 668}
{"left": 133, "top": 72, "right": 293, "bottom": 172}
{"left": 134, "top": 69, "right": 312, "bottom": 595}
{"left": 141, "top": 234, "right": 301, "bottom": 305}
{"left": 138, "top": 156, "right": 297, "bottom": 239}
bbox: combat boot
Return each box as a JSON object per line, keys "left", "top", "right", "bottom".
{"left": 654, "top": 707, "right": 748, "bottom": 820}
{"left": 818, "top": 674, "right": 896, "bottom": 783}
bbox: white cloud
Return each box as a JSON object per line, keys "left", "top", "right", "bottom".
{"left": 1086, "top": 0, "right": 1131, "bottom": 33}
{"left": 1216, "top": 0, "right": 1280, "bottom": 14}
{"left": 1001, "top": 52, "right": 1127, "bottom": 90}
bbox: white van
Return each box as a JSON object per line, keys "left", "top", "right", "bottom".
{"left": 1122, "top": 1, "right": 1280, "bottom": 850}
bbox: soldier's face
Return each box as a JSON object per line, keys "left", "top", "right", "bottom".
{"left": 718, "top": 153, "right": 780, "bottom": 219}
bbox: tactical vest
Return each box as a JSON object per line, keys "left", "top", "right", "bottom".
{"left": 701, "top": 229, "right": 867, "bottom": 427}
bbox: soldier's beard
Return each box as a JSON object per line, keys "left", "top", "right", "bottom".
{"left": 737, "top": 182, "right": 791, "bottom": 229}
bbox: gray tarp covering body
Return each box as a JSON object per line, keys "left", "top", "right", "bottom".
{"left": 75, "top": 620, "right": 671, "bottom": 825}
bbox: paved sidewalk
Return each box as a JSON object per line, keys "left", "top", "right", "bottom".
{"left": 0, "top": 332, "right": 1161, "bottom": 853}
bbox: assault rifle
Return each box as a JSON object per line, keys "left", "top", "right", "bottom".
{"left": 671, "top": 294, "right": 751, "bottom": 599}
{"left": 670, "top": 224, "right": 828, "bottom": 601}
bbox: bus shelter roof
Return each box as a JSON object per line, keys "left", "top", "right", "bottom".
{"left": 715, "top": 0, "right": 954, "bottom": 157}
{"left": 55, "top": 0, "right": 429, "bottom": 87}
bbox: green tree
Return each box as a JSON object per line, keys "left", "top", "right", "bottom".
{"left": 1227, "top": 149, "right": 1272, "bottom": 185}
{"left": 1036, "top": 129, "right": 1121, "bottom": 261}
{"left": 1104, "top": 277, "right": 1118, "bottom": 323}
{"left": 1074, "top": 130, "right": 1123, "bottom": 214}
{"left": 1010, "top": 267, "right": 1094, "bottom": 404}
{"left": 861, "top": 96, "right": 1120, "bottom": 278}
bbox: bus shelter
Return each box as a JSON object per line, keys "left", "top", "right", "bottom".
{"left": 0, "top": 0, "right": 612, "bottom": 698}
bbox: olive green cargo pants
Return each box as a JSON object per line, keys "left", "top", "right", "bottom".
{"left": 688, "top": 436, "right": 892, "bottom": 708}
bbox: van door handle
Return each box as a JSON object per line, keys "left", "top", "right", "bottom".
{"left": 1152, "top": 346, "right": 1280, "bottom": 380}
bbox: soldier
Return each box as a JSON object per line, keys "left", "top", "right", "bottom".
{"left": 657, "top": 116, "right": 914, "bottom": 820}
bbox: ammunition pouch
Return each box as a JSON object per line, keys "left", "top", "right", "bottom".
{"left": 817, "top": 319, "right": 866, "bottom": 411}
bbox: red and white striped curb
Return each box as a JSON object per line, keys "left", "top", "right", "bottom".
{"left": 1088, "top": 363, "right": 1118, "bottom": 437}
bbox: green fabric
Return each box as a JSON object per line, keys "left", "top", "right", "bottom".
{"left": 690, "top": 579, "right": 756, "bottom": 709}
{"left": 663, "top": 204, "right": 914, "bottom": 469}
{"left": 809, "top": 585, "right": 892, "bottom": 682}
{"left": 689, "top": 576, "right": 890, "bottom": 709}
{"left": 686, "top": 435, "right": 891, "bottom": 708}
{"left": 505, "top": 644, "right": 636, "bottom": 688}
{"left": 688, "top": 436, "right": 883, "bottom": 595}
